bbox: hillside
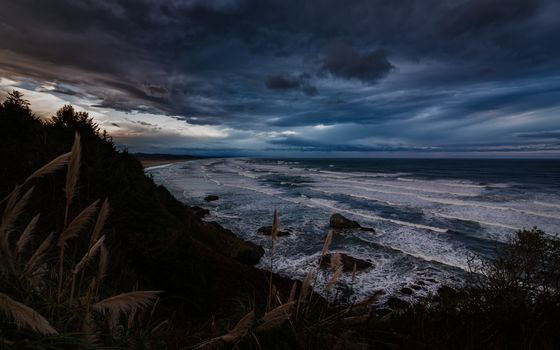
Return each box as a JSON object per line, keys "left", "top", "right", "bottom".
{"left": 0, "top": 91, "right": 296, "bottom": 346}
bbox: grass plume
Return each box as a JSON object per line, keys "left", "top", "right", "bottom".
{"left": 0, "top": 292, "right": 58, "bottom": 335}
{"left": 15, "top": 213, "right": 40, "bottom": 257}
{"left": 24, "top": 232, "right": 54, "bottom": 275}
{"left": 57, "top": 199, "right": 99, "bottom": 301}
{"left": 93, "top": 291, "right": 162, "bottom": 316}
{"left": 89, "top": 198, "right": 109, "bottom": 248}
{"left": 64, "top": 132, "right": 81, "bottom": 216}
{"left": 23, "top": 152, "right": 71, "bottom": 185}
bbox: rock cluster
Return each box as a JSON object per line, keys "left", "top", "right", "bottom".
{"left": 329, "top": 213, "right": 376, "bottom": 233}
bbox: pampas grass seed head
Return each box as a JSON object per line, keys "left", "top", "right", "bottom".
{"left": 0, "top": 292, "right": 58, "bottom": 335}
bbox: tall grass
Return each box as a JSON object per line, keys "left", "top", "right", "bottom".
{"left": 0, "top": 134, "right": 162, "bottom": 347}
{"left": 194, "top": 211, "right": 356, "bottom": 348}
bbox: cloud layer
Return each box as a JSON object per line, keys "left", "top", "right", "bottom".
{"left": 1, "top": 0, "right": 559, "bottom": 156}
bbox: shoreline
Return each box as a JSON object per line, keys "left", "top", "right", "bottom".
{"left": 134, "top": 154, "right": 201, "bottom": 168}
{"left": 141, "top": 159, "right": 187, "bottom": 168}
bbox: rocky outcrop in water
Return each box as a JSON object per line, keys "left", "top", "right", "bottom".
{"left": 330, "top": 213, "right": 361, "bottom": 229}
{"left": 387, "top": 297, "right": 410, "bottom": 310}
{"left": 204, "top": 195, "right": 219, "bottom": 202}
{"left": 329, "top": 213, "right": 376, "bottom": 233}
{"left": 187, "top": 205, "right": 210, "bottom": 219}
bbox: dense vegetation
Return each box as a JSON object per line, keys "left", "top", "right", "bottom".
{"left": 1, "top": 91, "right": 559, "bottom": 349}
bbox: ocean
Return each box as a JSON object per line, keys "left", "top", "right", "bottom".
{"left": 147, "top": 158, "right": 560, "bottom": 302}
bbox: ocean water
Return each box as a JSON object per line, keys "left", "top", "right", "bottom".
{"left": 147, "top": 158, "right": 560, "bottom": 302}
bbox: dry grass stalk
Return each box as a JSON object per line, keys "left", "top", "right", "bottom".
{"left": 96, "top": 242, "right": 109, "bottom": 292}
{"left": 262, "top": 301, "right": 294, "bottom": 322}
{"left": 65, "top": 133, "right": 81, "bottom": 212}
{"left": 15, "top": 213, "right": 40, "bottom": 257}
{"left": 70, "top": 235, "right": 105, "bottom": 304}
{"left": 1, "top": 186, "right": 34, "bottom": 268}
{"left": 325, "top": 267, "right": 342, "bottom": 293}
{"left": 73, "top": 235, "right": 105, "bottom": 275}
{"left": 57, "top": 200, "right": 100, "bottom": 248}
{"left": 295, "top": 269, "right": 314, "bottom": 320}
{"left": 300, "top": 270, "right": 313, "bottom": 301}
{"left": 57, "top": 199, "right": 99, "bottom": 300}
{"left": 330, "top": 252, "right": 342, "bottom": 271}
{"left": 326, "top": 253, "right": 343, "bottom": 293}
{"left": 24, "top": 232, "right": 54, "bottom": 274}
{"left": 24, "top": 152, "right": 71, "bottom": 185}
{"left": 1, "top": 186, "right": 34, "bottom": 241}
{"left": 255, "top": 301, "right": 295, "bottom": 333}
{"left": 288, "top": 281, "right": 297, "bottom": 303}
{"left": 321, "top": 229, "right": 333, "bottom": 257}
{"left": 93, "top": 291, "right": 162, "bottom": 316}
{"left": 317, "top": 229, "right": 334, "bottom": 270}
{"left": 221, "top": 310, "right": 255, "bottom": 343}
{"left": 194, "top": 310, "right": 256, "bottom": 349}
{"left": 150, "top": 320, "right": 170, "bottom": 336}
{"left": 89, "top": 198, "right": 109, "bottom": 248}
{"left": 0, "top": 292, "right": 58, "bottom": 335}
{"left": 58, "top": 133, "right": 81, "bottom": 301}
{"left": 127, "top": 306, "right": 138, "bottom": 330}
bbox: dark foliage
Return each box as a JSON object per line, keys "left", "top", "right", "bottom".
{"left": 353, "top": 228, "right": 560, "bottom": 350}
{"left": 0, "top": 91, "right": 294, "bottom": 346}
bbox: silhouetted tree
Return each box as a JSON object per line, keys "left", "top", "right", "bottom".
{"left": 4, "top": 90, "right": 30, "bottom": 110}
{"left": 50, "top": 104, "right": 100, "bottom": 138}
{"left": 0, "top": 90, "right": 39, "bottom": 139}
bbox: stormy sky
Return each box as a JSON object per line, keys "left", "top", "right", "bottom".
{"left": 1, "top": 0, "right": 560, "bottom": 157}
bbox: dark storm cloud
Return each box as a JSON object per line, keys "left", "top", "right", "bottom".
{"left": 441, "top": 0, "right": 540, "bottom": 37}
{"left": 1, "top": 0, "right": 560, "bottom": 154}
{"left": 265, "top": 75, "right": 300, "bottom": 90}
{"left": 265, "top": 74, "right": 318, "bottom": 95}
{"left": 320, "top": 44, "right": 394, "bottom": 83}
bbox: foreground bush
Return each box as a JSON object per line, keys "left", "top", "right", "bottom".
{"left": 0, "top": 134, "right": 162, "bottom": 348}
{"left": 367, "top": 228, "right": 560, "bottom": 349}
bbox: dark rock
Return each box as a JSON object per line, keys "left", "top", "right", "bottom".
{"left": 329, "top": 213, "right": 361, "bottom": 229}
{"left": 410, "top": 284, "right": 422, "bottom": 290}
{"left": 401, "top": 287, "right": 414, "bottom": 295}
{"left": 416, "top": 280, "right": 426, "bottom": 286}
{"left": 236, "top": 245, "right": 266, "bottom": 265}
{"left": 437, "top": 285, "right": 457, "bottom": 299}
{"left": 359, "top": 226, "right": 376, "bottom": 233}
{"left": 188, "top": 205, "right": 210, "bottom": 219}
{"left": 376, "top": 308, "right": 392, "bottom": 317}
{"left": 386, "top": 297, "right": 410, "bottom": 310}
{"left": 257, "top": 225, "right": 291, "bottom": 237}
{"left": 320, "top": 253, "right": 373, "bottom": 271}
{"left": 204, "top": 195, "right": 219, "bottom": 202}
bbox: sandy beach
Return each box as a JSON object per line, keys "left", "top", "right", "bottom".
{"left": 134, "top": 153, "right": 200, "bottom": 168}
